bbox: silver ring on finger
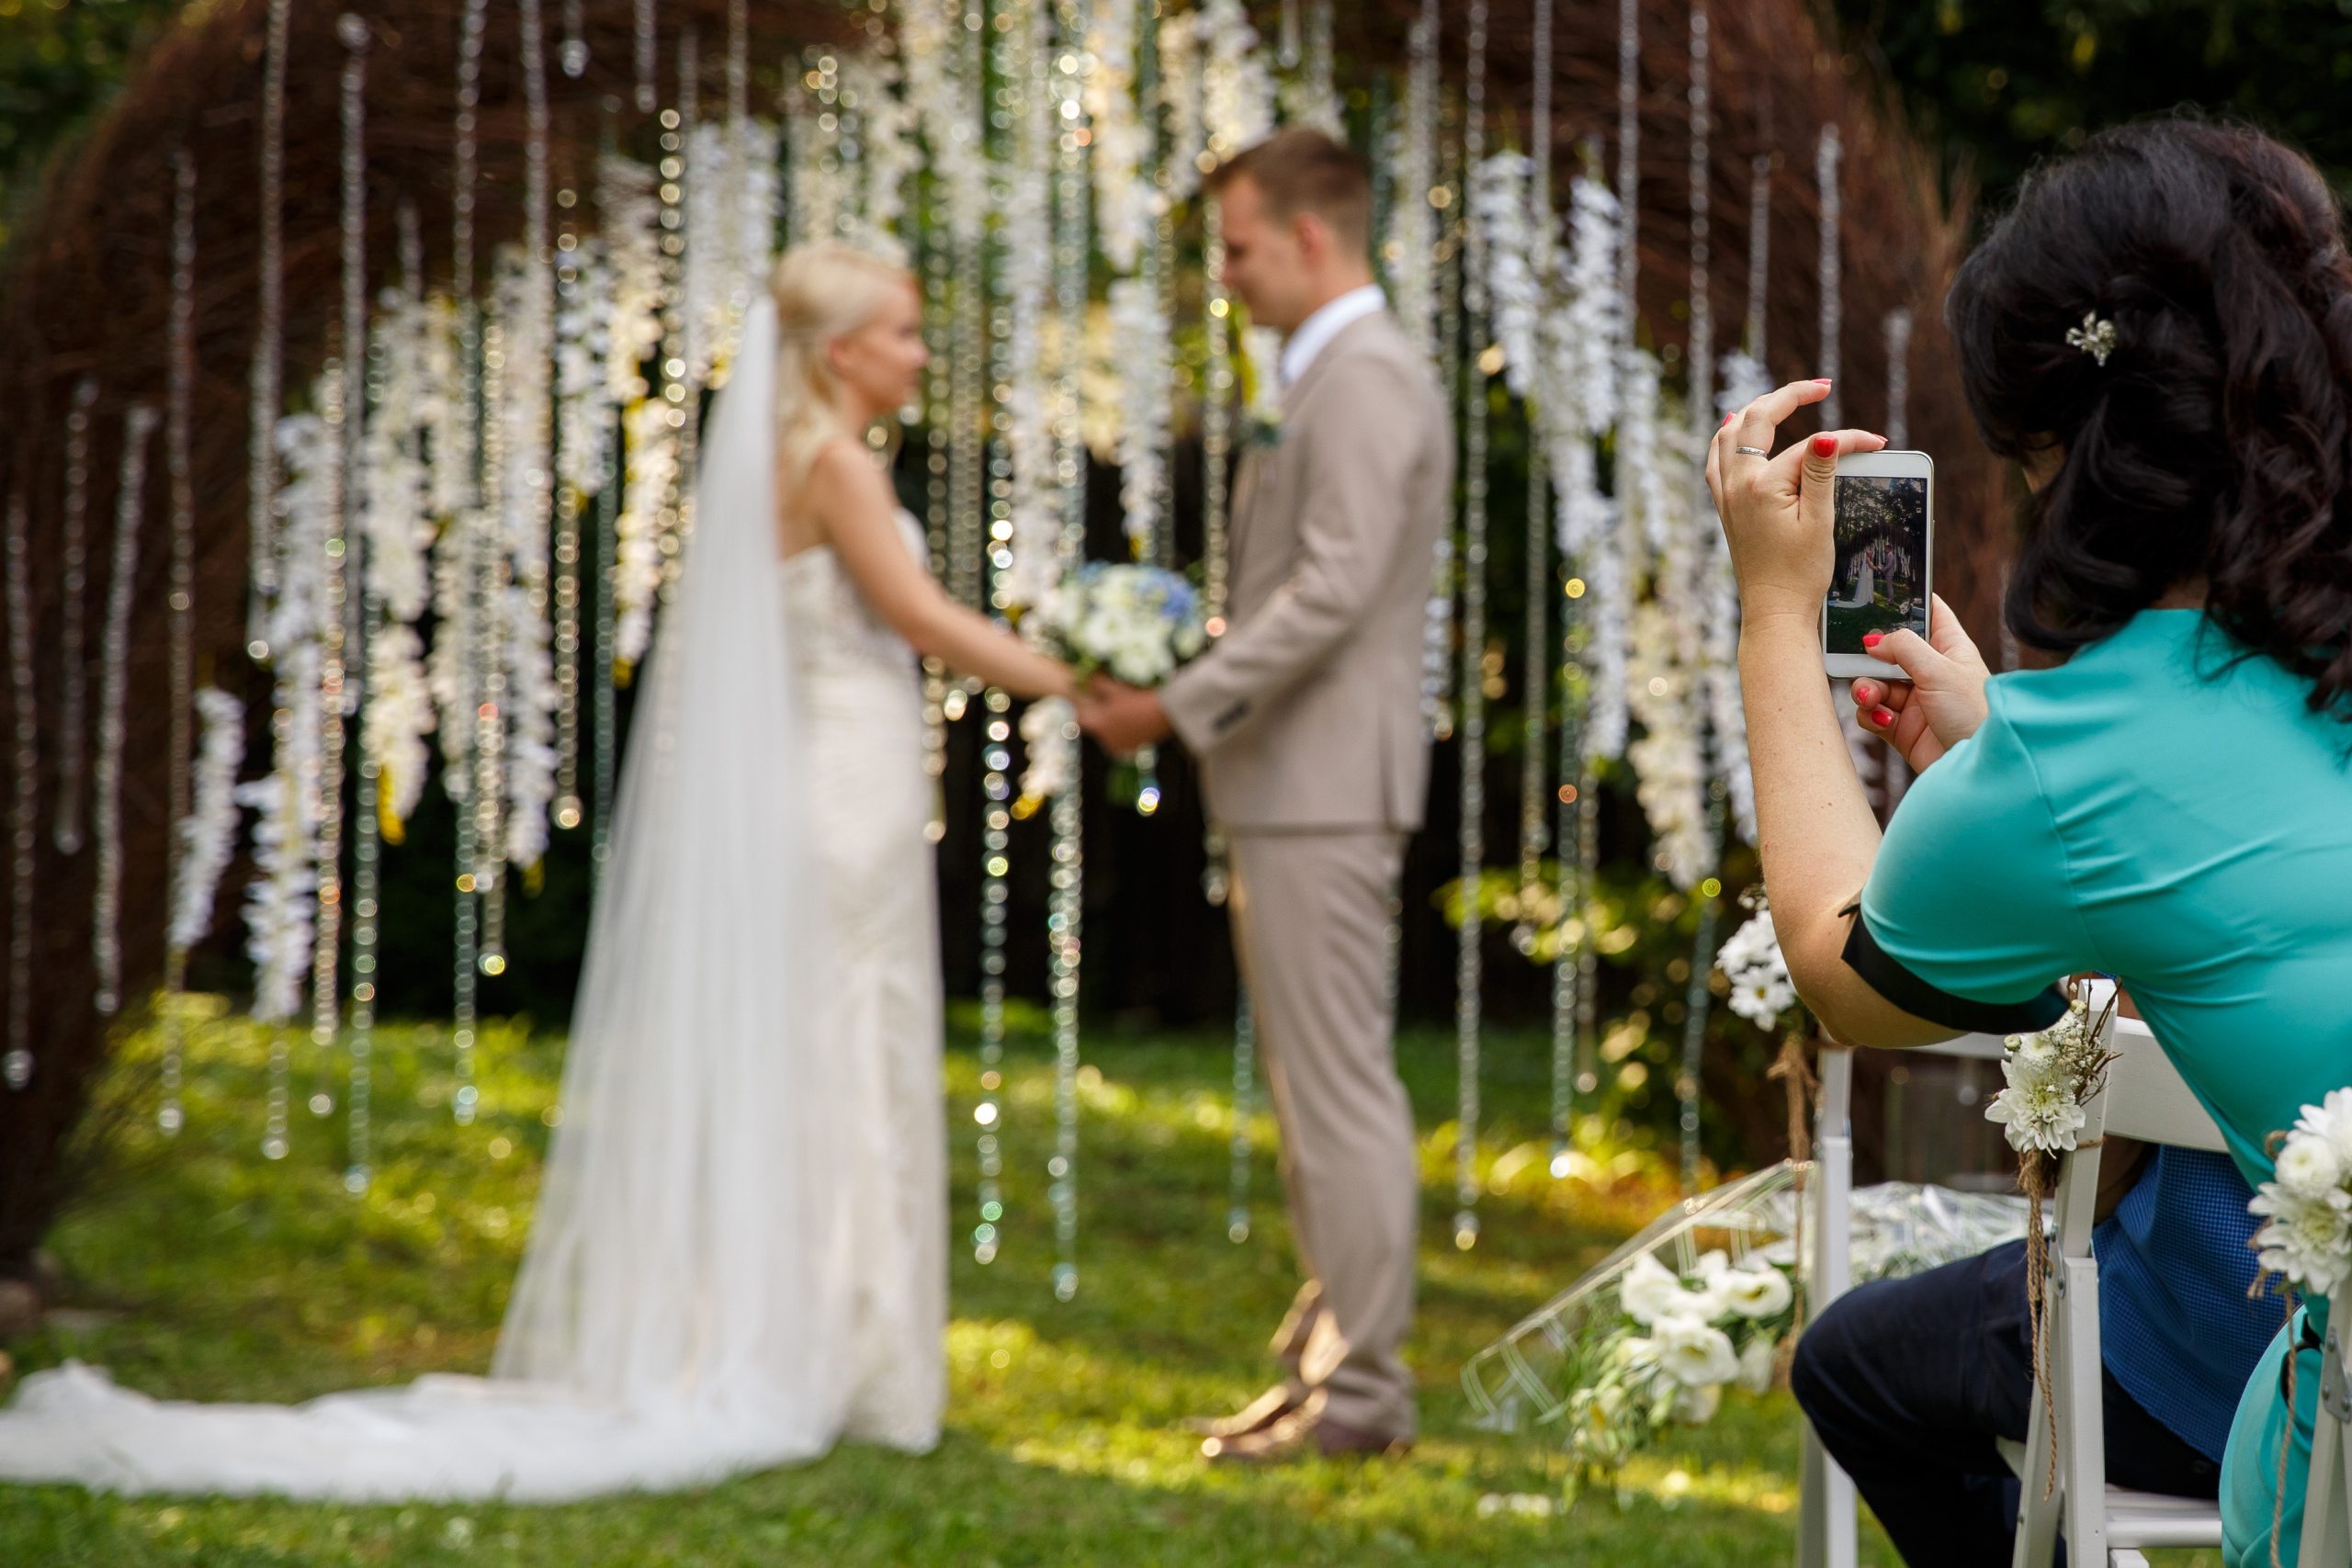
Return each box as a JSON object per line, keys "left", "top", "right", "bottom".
{"left": 1733, "top": 445, "right": 1770, "bottom": 457}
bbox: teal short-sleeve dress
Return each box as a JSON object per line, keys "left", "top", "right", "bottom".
{"left": 1849, "top": 610, "right": 2352, "bottom": 1566}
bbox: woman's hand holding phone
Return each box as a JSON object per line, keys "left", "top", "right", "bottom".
{"left": 1850, "top": 592, "right": 1991, "bottom": 770}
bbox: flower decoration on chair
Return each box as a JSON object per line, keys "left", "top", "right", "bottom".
{"left": 2248, "top": 1088, "right": 2352, "bottom": 1298}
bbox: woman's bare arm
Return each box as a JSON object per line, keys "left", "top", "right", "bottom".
{"left": 797, "top": 439, "right": 1075, "bottom": 702}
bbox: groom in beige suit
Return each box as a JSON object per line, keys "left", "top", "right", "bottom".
{"left": 1081, "top": 129, "right": 1453, "bottom": 1463}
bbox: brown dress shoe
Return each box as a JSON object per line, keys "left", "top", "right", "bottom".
{"left": 1182, "top": 1384, "right": 1304, "bottom": 1440}
{"left": 1199, "top": 1412, "right": 1412, "bottom": 1466}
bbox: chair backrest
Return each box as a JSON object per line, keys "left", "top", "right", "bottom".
{"left": 2096, "top": 1016, "right": 2228, "bottom": 1154}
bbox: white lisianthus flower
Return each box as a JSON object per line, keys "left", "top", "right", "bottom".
{"left": 1620, "top": 1253, "right": 1684, "bottom": 1326}
{"left": 1671, "top": 1381, "right": 1722, "bottom": 1425}
{"left": 1651, "top": 1313, "right": 1740, "bottom": 1388}
{"left": 1691, "top": 1249, "right": 1731, "bottom": 1281}
{"left": 1736, "top": 1334, "right": 1778, "bottom": 1394}
{"left": 1717, "top": 1264, "right": 1793, "bottom": 1320}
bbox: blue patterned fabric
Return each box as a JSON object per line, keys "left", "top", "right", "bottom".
{"left": 2094, "top": 1145, "right": 2271, "bottom": 1462}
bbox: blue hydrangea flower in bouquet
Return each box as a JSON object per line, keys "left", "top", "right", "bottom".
{"left": 1017, "top": 564, "right": 1208, "bottom": 811}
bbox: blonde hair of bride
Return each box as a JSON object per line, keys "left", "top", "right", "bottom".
{"left": 769, "top": 240, "right": 913, "bottom": 492}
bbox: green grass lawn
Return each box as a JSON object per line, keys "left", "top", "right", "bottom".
{"left": 0, "top": 1009, "right": 2223, "bottom": 1567}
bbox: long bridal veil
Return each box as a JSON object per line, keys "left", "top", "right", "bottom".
{"left": 0, "top": 296, "right": 859, "bottom": 1502}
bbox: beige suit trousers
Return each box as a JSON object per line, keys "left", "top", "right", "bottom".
{"left": 1227, "top": 829, "right": 1418, "bottom": 1439}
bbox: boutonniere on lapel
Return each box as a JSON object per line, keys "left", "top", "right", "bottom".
{"left": 1243, "top": 412, "right": 1284, "bottom": 452}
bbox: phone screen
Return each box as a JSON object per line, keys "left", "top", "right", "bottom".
{"left": 1826, "top": 473, "right": 1929, "bottom": 655}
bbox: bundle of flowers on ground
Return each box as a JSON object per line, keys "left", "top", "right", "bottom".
{"left": 1463, "top": 1163, "right": 1806, "bottom": 1496}
{"left": 2248, "top": 1086, "right": 2352, "bottom": 1298}
{"left": 1554, "top": 1248, "right": 1797, "bottom": 1476}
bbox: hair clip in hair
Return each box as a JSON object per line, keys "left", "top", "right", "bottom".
{"left": 2065, "top": 310, "right": 2119, "bottom": 367}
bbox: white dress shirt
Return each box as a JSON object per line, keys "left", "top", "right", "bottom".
{"left": 1278, "top": 284, "right": 1387, "bottom": 389}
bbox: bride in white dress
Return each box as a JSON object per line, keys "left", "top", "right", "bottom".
{"left": 0, "top": 242, "right": 1075, "bottom": 1501}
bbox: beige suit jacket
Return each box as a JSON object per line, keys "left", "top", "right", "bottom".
{"left": 1162, "top": 310, "right": 1453, "bottom": 832}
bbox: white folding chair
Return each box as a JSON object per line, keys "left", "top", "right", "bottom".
{"left": 1797, "top": 1032, "right": 2007, "bottom": 1568}
{"left": 2003, "top": 1007, "right": 2227, "bottom": 1568}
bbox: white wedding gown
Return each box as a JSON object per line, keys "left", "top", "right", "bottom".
{"left": 0, "top": 299, "right": 944, "bottom": 1501}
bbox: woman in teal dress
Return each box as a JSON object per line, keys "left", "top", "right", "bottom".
{"left": 1709, "top": 118, "right": 2352, "bottom": 1565}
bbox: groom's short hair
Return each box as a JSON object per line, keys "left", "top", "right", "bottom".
{"left": 1207, "top": 129, "right": 1374, "bottom": 254}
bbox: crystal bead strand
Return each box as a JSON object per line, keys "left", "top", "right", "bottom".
{"left": 472, "top": 309, "right": 511, "bottom": 1007}
{"left": 560, "top": 0, "right": 586, "bottom": 77}
{"left": 1046, "top": 0, "right": 1091, "bottom": 1304}
{"left": 1514, "top": 0, "right": 1555, "bottom": 956}
{"left": 1817, "top": 125, "right": 1841, "bottom": 428}
{"left": 3, "top": 494, "right": 36, "bottom": 1095}
{"left": 162, "top": 148, "right": 198, "bottom": 1132}
{"left": 92, "top": 405, "right": 159, "bottom": 1019}
{"left": 1226, "top": 988, "right": 1255, "bottom": 1243}
{"left": 921, "top": 107, "right": 954, "bottom": 838}
{"left": 635, "top": 0, "right": 657, "bottom": 114}
{"left": 305, "top": 14, "right": 370, "bottom": 1127}
{"left": 55, "top": 378, "right": 96, "bottom": 858}
{"left": 671, "top": 32, "right": 702, "bottom": 573}
{"left": 1430, "top": 62, "right": 1460, "bottom": 752}
{"left": 248, "top": 0, "right": 292, "bottom": 660}
{"left": 972, "top": 5, "right": 1018, "bottom": 1269}
{"left": 1679, "top": 0, "right": 1716, "bottom": 1195}
{"left": 1452, "top": 0, "right": 1488, "bottom": 1255}
{"left": 450, "top": 0, "right": 490, "bottom": 1126}
{"left": 1884, "top": 307, "right": 1911, "bottom": 450}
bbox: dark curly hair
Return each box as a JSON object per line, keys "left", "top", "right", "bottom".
{"left": 1946, "top": 118, "right": 2352, "bottom": 716}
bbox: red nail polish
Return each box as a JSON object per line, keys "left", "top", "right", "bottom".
{"left": 1872, "top": 706, "right": 1895, "bottom": 727}
{"left": 1862, "top": 632, "right": 1883, "bottom": 649}
{"left": 1810, "top": 433, "right": 1838, "bottom": 457}
{"left": 1722, "top": 412, "right": 1736, "bottom": 427}
{"left": 1814, "top": 378, "right": 1834, "bottom": 385}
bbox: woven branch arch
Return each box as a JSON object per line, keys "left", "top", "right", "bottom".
{"left": 0, "top": 0, "right": 1992, "bottom": 1273}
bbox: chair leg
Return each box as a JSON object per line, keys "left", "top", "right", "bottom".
{"left": 1798, "top": 1419, "right": 1858, "bottom": 1568}
{"left": 2108, "top": 1551, "right": 2150, "bottom": 1567}
{"left": 1799, "top": 1052, "right": 1859, "bottom": 1568}
{"left": 2012, "top": 1370, "right": 2060, "bottom": 1568}
{"left": 2057, "top": 1255, "right": 2109, "bottom": 1567}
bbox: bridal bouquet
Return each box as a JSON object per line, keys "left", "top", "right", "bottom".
{"left": 1034, "top": 562, "right": 1208, "bottom": 686}
{"left": 1556, "top": 1248, "right": 1798, "bottom": 1476}
{"left": 1018, "top": 564, "right": 1207, "bottom": 808}
{"left": 2248, "top": 1088, "right": 2352, "bottom": 1297}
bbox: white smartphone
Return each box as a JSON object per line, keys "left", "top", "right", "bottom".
{"left": 1822, "top": 449, "right": 1935, "bottom": 680}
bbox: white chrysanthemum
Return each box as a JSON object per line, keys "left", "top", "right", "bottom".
{"left": 1986, "top": 1064, "right": 2090, "bottom": 1155}
{"left": 2252, "top": 1187, "right": 2352, "bottom": 1296}
{"left": 2275, "top": 1134, "right": 2346, "bottom": 1202}
{"left": 2298, "top": 1087, "right": 2352, "bottom": 1169}
{"left": 1717, "top": 1264, "right": 1793, "bottom": 1321}
{"left": 1651, "top": 1314, "right": 1740, "bottom": 1389}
